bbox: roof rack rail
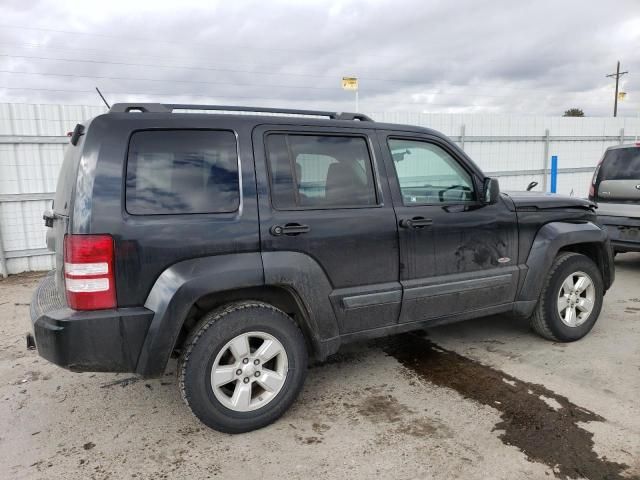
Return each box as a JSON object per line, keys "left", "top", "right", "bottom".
{"left": 108, "top": 103, "right": 373, "bottom": 121}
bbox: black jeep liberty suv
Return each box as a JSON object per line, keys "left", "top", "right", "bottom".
{"left": 30, "top": 104, "right": 614, "bottom": 433}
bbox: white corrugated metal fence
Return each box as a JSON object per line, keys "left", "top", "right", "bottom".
{"left": 0, "top": 104, "right": 107, "bottom": 276}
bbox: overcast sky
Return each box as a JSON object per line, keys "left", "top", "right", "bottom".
{"left": 1, "top": 0, "right": 638, "bottom": 116}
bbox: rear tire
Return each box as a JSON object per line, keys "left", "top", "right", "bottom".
{"left": 530, "top": 252, "right": 604, "bottom": 342}
{"left": 179, "top": 301, "right": 308, "bottom": 433}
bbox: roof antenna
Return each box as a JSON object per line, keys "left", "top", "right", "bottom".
{"left": 95, "top": 87, "right": 111, "bottom": 109}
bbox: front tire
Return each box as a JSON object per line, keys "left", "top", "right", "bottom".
{"left": 530, "top": 252, "right": 604, "bottom": 342}
{"left": 179, "top": 301, "right": 308, "bottom": 433}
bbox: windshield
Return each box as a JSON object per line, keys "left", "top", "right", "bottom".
{"left": 599, "top": 147, "right": 640, "bottom": 181}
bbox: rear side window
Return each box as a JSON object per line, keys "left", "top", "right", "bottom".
{"left": 599, "top": 147, "right": 640, "bottom": 181}
{"left": 126, "top": 130, "right": 239, "bottom": 215}
{"left": 265, "top": 133, "right": 377, "bottom": 209}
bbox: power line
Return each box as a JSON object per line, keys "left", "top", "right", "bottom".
{"left": 0, "top": 41, "right": 582, "bottom": 94}
{"left": 0, "top": 51, "right": 435, "bottom": 91}
{"left": 0, "top": 85, "right": 494, "bottom": 107}
{"left": 0, "top": 70, "right": 542, "bottom": 99}
{"left": 0, "top": 71, "right": 616, "bottom": 103}
{"left": 0, "top": 77, "right": 620, "bottom": 106}
{"left": 3, "top": 86, "right": 635, "bottom": 111}
{"left": 0, "top": 43, "right": 416, "bottom": 84}
{"left": 0, "top": 54, "right": 616, "bottom": 100}
{"left": 0, "top": 52, "right": 339, "bottom": 81}
{"left": 0, "top": 41, "right": 258, "bottom": 70}
{"left": 0, "top": 85, "right": 325, "bottom": 98}
{"left": 0, "top": 68, "right": 339, "bottom": 91}
{"left": 0, "top": 44, "right": 620, "bottom": 97}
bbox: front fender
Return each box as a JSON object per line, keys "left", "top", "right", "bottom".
{"left": 515, "top": 221, "right": 612, "bottom": 313}
{"left": 135, "top": 253, "right": 264, "bottom": 377}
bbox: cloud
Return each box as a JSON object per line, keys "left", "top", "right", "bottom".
{"left": 0, "top": 0, "right": 638, "bottom": 116}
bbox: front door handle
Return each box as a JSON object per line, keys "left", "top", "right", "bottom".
{"left": 270, "top": 223, "right": 311, "bottom": 236}
{"left": 399, "top": 217, "right": 433, "bottom": 229}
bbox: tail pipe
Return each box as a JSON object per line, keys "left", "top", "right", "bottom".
{"left": 26, "top": 332, "right": 36, "bottom": 350}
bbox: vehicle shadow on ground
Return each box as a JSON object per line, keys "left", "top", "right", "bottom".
{"left": 427, "top": 312, "right": 531, "bottom": 338}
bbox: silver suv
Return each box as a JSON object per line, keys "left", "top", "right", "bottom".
{"left": 590, "top": 143, "right": 640, "bottom": 253}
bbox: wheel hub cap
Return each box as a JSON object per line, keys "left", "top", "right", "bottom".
{"left": 557, "top": 271, "right": 596, "bottom": 328}
{"left": 210, "top": 331, "right": 288, "bottom": 412}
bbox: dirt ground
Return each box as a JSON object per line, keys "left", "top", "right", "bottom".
{"left": 1, "top": 254, "right": 639, "bottom": 480}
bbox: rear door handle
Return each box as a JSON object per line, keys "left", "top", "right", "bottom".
{"left": 270, "top": 223, "right": 311, "bottom": 236}
{"left": 399, "top": 217, "right": 433, "bottom": 229}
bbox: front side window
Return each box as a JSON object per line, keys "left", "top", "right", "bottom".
{"left": 265, "top": 134, "right": 377, "bottom": 209}
{"left": 388, "top": 138, "right": 475, "bottom": 205}
{"left": 126, "top": 130, "right": 239, "bottom": 215}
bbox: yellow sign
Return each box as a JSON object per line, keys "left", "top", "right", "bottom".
{"left": 342, "top": 77, "right": 358, "bottom": 91}
{"left": 618, "top": 91, "right": 627, "bottom": 101}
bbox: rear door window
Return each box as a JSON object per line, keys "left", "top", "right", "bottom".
{"left": 126, "top": 130, "right": 239, "bottom": 215}
{"left": 265, "top": 134, "right": 377, "bottom": 209}
{"left": 600, "top": 147, "right": 640, "bottom": 180}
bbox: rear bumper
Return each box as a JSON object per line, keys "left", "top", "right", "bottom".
{"left": 599, "top": 215, "right": 640, "bottom": 252}
{"left": 30, "top": 272, "right": 154, "bottom": 374}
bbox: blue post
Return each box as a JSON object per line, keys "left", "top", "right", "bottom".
{"left": 550, "top": 155, "right": 558, "bottom": 193}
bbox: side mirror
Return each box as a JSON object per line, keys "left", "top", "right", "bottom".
{"left": 483, "top": 177, "right": 500, "bottom": 204}
{"left": 526, "top": 181, "right": 538, "bottom": 191}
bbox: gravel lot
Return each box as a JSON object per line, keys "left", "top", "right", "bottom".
{"left": 1, "top": 254, "right": 639, "bottom": 480}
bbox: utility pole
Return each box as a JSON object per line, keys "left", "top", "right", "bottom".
{"left": 606, "top": 61, "right": 628, "bottom": 117}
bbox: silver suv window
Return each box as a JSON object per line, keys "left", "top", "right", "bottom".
{"left": 600, "top": 147, "right": 640, "bottom": 181}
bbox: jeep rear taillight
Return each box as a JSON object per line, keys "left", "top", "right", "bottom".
{"left": 589, "top": 158, "right": 603, "bottom": 199}
{"left": 64, "top": 234, "right": 116, "bottom": 310}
